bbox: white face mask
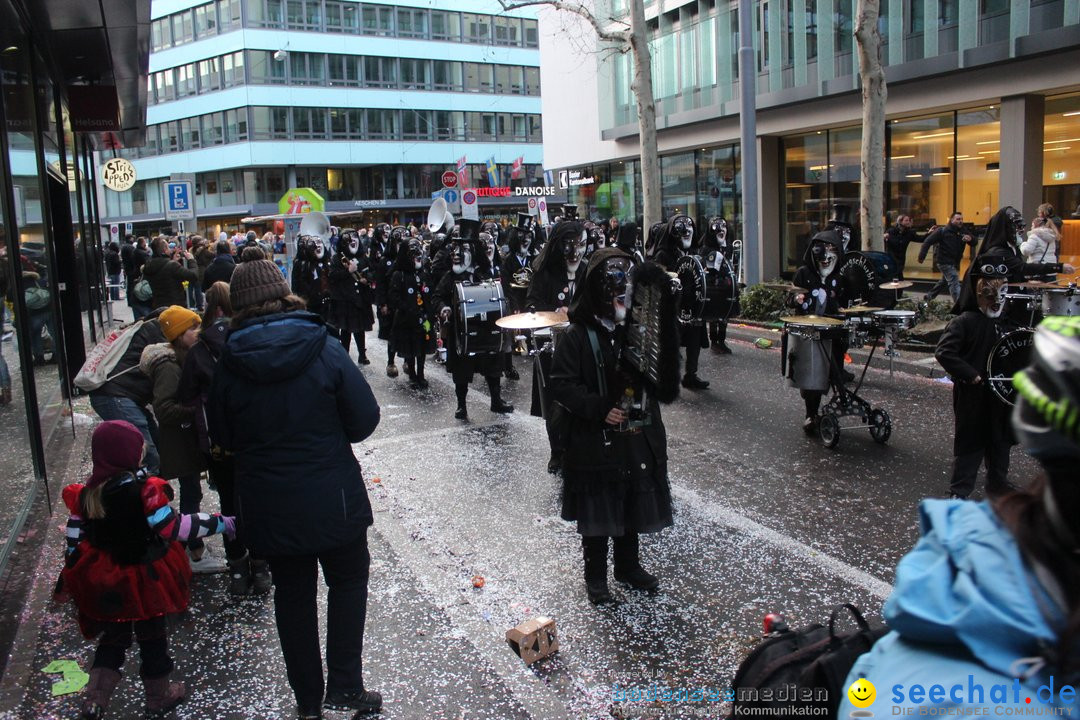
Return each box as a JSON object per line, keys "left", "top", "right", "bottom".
{"left": 348, "top": 240, "right": 359, "bottom": 254}
{"left": 818, "top": 248, "right": 837, "bottom": 278}
{"left": 452, "top": 248, "right": 473, "bottom": 275}
{"left": 314, "top": 244, "right": 325, "bottom": 259}
{"left": 414, "top": 259, "right": 422, "bottom": 270}
{"left": 980, "top": 283, "right": 1007, "bottom": 318}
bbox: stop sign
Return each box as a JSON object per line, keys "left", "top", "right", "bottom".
{"left": 441, "top": 171, "right": 458, "bottom": 188}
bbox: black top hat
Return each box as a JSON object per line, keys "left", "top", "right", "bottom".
{"left": 516, "top": 212, "right": 534, "bottom": 230}
{"left": 562, "top": 204, "right": 579, "bottom": 220}
{"left": 456, "top": 218, "right": 482, "bottom": 242}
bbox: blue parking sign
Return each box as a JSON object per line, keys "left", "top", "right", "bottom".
{"left": 163, "top": 181, "right": 195, "bottom": 220}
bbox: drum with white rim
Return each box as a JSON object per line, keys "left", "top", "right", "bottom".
{"left": 1042, "top": 286, "right": 1080, "bottom": 317}
{"left": 871, "top": 309, "right": 916, "bottom": 330}
{"left": 781, "top": 316, "right": 846, "bottom": 392}
{"left": 455, "top": 280, "right": 506, "bottom": 357}
{"left": 987, "top": 328, "right": 1034, "bottom": 406}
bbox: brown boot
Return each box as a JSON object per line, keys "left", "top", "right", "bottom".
{"left": 142, "top": 674, "right": 185, "bottom": 716}
{"left": 80, "top": 668, "right": 122, "bottom": 719}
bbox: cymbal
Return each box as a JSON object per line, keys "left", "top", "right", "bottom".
{"left": 510, "top": 283, "right": 529, "bottom": 289}
{"left": 781, "top": 314, "right": 844, "bottom": 326}
{"left": 840, "top": 305, "right": 884, "bottom": 314}
{"left": 761, "top": 282, "right": 809, "bottom": 293}
{"left": 879, "top": 280, "right": 914, "bottom": 290}
{"left": 495, "top": 311, "right": 569, "bottom": 330}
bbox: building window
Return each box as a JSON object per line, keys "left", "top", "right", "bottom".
{"left": 329, "top": 108, "right": 349, "bottom": 138}
{"left": 176, "top": 63, "right": 197, "bottom": 97}
{"left": 397, "top": 8, "right": 428, "bottom": 38}
{"left": 525, "top": 67, "right": 540, "bottom": 96}
{"left": 154, "top": 70, "right": 175, "bottom": 103}
{"left": 1043, "top": 93, "right": 1080, "bottom": 217}
{"left": 363, "top": 57, "right": 397, "bottom": 88}
{"left": 325, "top": 1, "right": 359, "bottom": 32}
{"left": 783, "top": 131, "right": 830, "bottom": 268}
{"left": 365, "top": 109, "right": 399, "bottom": 140}
{"left": 494, "top": 16, "right": 520, "bottom": 45}
{"left": 403, "top": 109, "right": 432, "bottom": 140}
{"left": 218, "top": 0, "right": 241, "bottom": 30}
{"left": 362, "top": 6, "right": 394, "bottom": 35}
{"left": 463, "top": 13, "right": 491, "bottom": 43}
{"left": 172, "top": 10, "right": 194, "bottom": 44}
{"left": 434, "top": 110, "right": 465, "bottom": 140}
{"left": 249, "top": 50, "right": 287, "bottom": 84}
{"left": 194, "top": 3, "right": 217, "bottom": 38}
{"left": 201, "top": 111, "right": 225, "bottom": 145}
{"left": 198, "top": 58, "right": 221, "bottom": 92}
{"left": 464, "top": 62, "right": 494, "bottom": 93}
{"left": 293, "top": 107, "right": 327, "bottom": 139}
{"left": 225, "top": 108, "right": 248, "bottom": 141}
{"left": 289, "top": 52, "right": 325, "bottom": 85}
{"left": 399, "top": 58, "right": 431, "bottom": 90}
{"left": 161, "top": 121, "right": 180, "bottom": 153}
{"left": 180, "top": 116, "right": 201, "bottom": 150}
{"left": 328, "top": 55, "right": 360, "bottom": 86}
{"left": 151, "top": 18, "right": 172, "bottom": 51}
{"left": 223, "top": 51, "right": 245, "bottom": 87}
{"left": 433, "top": 60, "right": 462, "bottom": 91}
{"left": 523, "top": 18, "right": 539, "bottom": 47}
{"left": 431, "top": 10, "right": 461, "bottom": 40}
{"left": 249, "top": 0, "right": 284, "bottom": 27}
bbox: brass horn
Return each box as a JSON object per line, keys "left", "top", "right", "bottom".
{"left": 426, "top": 197, "right": 455, "bottom": 234}
{"left": 298, "top": 211, "right": 332, "bottom": 244}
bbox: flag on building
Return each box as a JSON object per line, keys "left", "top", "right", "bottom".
{"left": 543, "top": 169, "right": 554, "bottom": 187}
{"left": 511, "top": 156, "right": 524, "bottom": 180}
{"left": 457, "top": 155, "right": 468, "bottom": 187}
{"left": 486, "top": 156, "right": 500, "bottom": 187}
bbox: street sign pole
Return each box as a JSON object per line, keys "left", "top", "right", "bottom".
{"left": 165, "top": 173, "right": 197, "bottom": 235}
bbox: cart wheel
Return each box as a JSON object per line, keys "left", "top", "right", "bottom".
{"left": 870, "top": 408, "right": 892, "bottom": 444}
{"left": 818, "top": 413, "right": 840, "bottom": 449}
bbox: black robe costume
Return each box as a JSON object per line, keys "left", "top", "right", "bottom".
{"left": 291, "top": 245, "right": 333, "bottom": 323}
{"left": 328, "top": 244, "right": 375, "bottom": 335}
{"left": 653, "top": 217, "right": 708, "bottom": 378}
{"left": 388, "top": 253, "right": 436, "bottom": 360}
{"left": 551, "top": 249, "right": 673, "bottom": 537}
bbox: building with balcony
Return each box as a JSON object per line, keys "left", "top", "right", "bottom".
{"left": 540, "top": 0, "right": 1080, "bottom": 281}
{"left": 104, "top": 0, "right": 549, "bottom": 237}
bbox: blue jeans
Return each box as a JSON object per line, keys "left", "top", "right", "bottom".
{"left": 108, "top": 274, "right": 121, "bottom": 301}
{"left": 926, "top": 263, "right": 962, "bottom": 302}
{"left": 28, "top": 310, "right": 55, "bottom": 361}
{"left": 89, "top": 394, "right": 161, "bottom": 475}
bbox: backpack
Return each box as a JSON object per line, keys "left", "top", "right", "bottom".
{"left": 133, "top": 278, "right": 153, "bottom": 302}
{"left": 24, "top": 286, "right": 51, "bottom": 310}
{"left": 73, "top": 319, "right": 147, "bottom": 392}
{"left": 730, "top": 604, "right": 887, "bottom": 717}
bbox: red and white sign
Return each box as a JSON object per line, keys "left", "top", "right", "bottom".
{"left": 456, "top": 155, "right": 469, "bottom": 188}
{"left": 511, "top": 156, "right": 524, "bottom": 180}
{"left": 461, "top": 190, "right": 479, "bottom": 220}
{"left": 527, "top": 197, "right": 537, "bottom": 211}
{"left": 441, "top": 171, "right": 458, "bottom": 188}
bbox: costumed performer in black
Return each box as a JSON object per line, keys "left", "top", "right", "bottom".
{"left": 329, "top": 229, "right": 374, "bottom": 365}
{"left": 371, "top": 223, "right": 400, "bottom": 377}
{"left": 388, "top": 238, "right": 435, "bottom": 389}
{"left": 291, "top": 231, "right": 333, "bottom": 325}
{"left": 934, "top": 253, "right": 1023, "bottom": 499}
{"left": 653, "top": 214, "right": 710, "bottom": 390}
{"left": 583, "top": 220, "right": 606, "bottom": 259}
{"left": 435, "top": 220, "right": 514, "bottom": 420}
{"left": 550, "top": 248, "right": 674, "bottom": 604}
{"left": 705, "top": 215, "right": 740, "bottom": 355}
{"left": 786, "top": 229, "right": 854, "bottom": 434}
{"left": 480, "top": 226, "right": 519, "bottom": 381}
{"left": 615, "top": 221, "right": 643, "bottom": 264}
{"left": 501, "top": 213, "right": 536, "bottom": 316}
{"left": 526, "top": 221, "right": 587, "bottom": 474}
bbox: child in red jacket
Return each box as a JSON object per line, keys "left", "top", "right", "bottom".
{"left": 62, "top": 420, "right": 235, "bottom": 719}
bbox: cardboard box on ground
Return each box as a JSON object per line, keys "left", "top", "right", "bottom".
{"left": 505, "top": 617, "right": 558, "bottom": 665}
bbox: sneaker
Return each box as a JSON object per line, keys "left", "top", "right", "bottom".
{"left": 189, "top": 550, "right": 228, "bottom": 574}
{"left": 323, "top": 689, "right": 382, "bottom": 714}
{"left": 454, "top": 405, "right": 468, "bottom": 420}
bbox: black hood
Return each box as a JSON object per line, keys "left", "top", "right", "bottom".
{"left": 568, "top": 248, "right": 631, "bottom": 325}
{"left": 951, "top": 250, "right": 1016, "bottom": 315}
{"left": 615, "top": 222, "right": 639, "bottom": 254}
{"left": 533, "top": 221, "right": 583, "bottom": 275}
{"left": 976, "top": 206, "right": 1020, "bottom": 257}
{"left": 801, "top": 230, "right": 844, "bottom": 271}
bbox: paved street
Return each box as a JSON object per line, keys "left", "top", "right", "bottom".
{"left": 1, "top": 326, "right": 1038, "bottom": 720}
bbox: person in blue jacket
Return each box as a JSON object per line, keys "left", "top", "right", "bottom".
{"left": 839, "top": 314, "right": 1080, "bottom": 716}
{"left": 208, "top": 259, "right": 382, "bottom": 719}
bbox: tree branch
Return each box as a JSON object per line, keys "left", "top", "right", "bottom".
{"left": 498, "top": 0, "right": 630, "bottom": 44}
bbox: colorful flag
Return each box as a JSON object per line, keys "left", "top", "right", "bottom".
{"left": 511, "top": 156, "right": 524, "bottom": 180}
{"left": 486, "top": 156, "right": 500, "bottom": 187}
{"left": 543, "top": 169, "right": 554, "bottom": 187}
{"left": 457, "top": 155, "right": 468, "bottom": 187}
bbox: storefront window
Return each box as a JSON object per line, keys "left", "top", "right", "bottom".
{"left": 955, "top": 106, "right": 999, "bottom": 227}
{"left": 783, "top": 131, "right": 829, "bottom": 268}
{"left": 1043, "top": 93, "right": 1080, "bottom": 220}
{"left": 660, "top": 152, "right": 696, "bottom": 222}
{"left": 697, "top": 144, "right": 741, "bottom": 230}
{"left": 887, "top": 111, "right": 954, "bottom": 231}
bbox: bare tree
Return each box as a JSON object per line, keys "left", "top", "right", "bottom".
{"left": 499, "top": 0, "right": 662, "bottom": 232}
{"left": 854, "top": 0, "right": 887, "bottom": 252}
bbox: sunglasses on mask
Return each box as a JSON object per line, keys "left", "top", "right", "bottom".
{"left": 979, "top": 263, "right": 1009, "bottom": 277}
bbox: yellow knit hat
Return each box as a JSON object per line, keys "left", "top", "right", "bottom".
{"left": 159, "top": 305, "right": 200, "bottom": 343}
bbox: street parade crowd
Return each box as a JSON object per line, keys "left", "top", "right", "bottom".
{"left": 59, "top": 202, "right": 1079, "bottom": 717}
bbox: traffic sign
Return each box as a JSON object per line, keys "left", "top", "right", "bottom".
{"left": 432, "top": 187, "right": 461, "bottom": 214}
{"left": 527, "top": 197, "right": 537, "bottom": 210}
{"left": 109, "top": 224, "right": 119, "bottom": 242}
{"left": 461, "top": 190, "right": 478, "bottom": 220}
{"left": 441, "top": 171, "right": 458, "bottom": 189}
{"left": 124, "top": 222, "right": 133, "bottom": 235}
{"left": 163, "top": 181, "right": 195, "bottom": 220}
{"left": 538, "top": 199, "right": 549, "bottom": 226}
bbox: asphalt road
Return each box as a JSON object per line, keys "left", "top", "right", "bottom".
{"left": 5, "top": 325, "right": 1039, "bottom": 720}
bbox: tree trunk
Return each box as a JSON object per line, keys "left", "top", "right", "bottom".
{"left": 628, "top": 0, "right": 660, "bottom": 233}
{"left": 855, "top": 0, "right": 887, "bottom": 252}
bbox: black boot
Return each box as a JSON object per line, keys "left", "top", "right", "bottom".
{"left": 613, "top": 533, "right": 659, "bottom": 591}
{"left": 455, "top": 384, "right": 469, "bottom": 420}
{"left": 682, "top": 373, "right": 709, "bottom": 390}
{"left": 487, "top": 376, "right": 514, "bottom": 413}
{"left": 582, "top": 536, "right": 614, "bottom": 604}
{"left": 413, "top": 356, "right": 428, "bottom": 389}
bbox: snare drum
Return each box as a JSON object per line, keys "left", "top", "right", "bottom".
{"left": 871, "top": 309, "right": 916, "bottom": 330}
{"left": 844, "top": 315, "right": 875, "bottom": 348}
{"left": 783, "top": 323, "right": 843, "bottom": 392}
{"left": 532, "top": 322, "right": 569, "bottom": 354}
{"left": 455, "top": 281, "right": 506, "bottom": 357}
{"left": 1042, "top": 287, "right": 1080, "bottom": 317}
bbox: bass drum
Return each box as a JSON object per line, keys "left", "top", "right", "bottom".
{"left": 455, "top": 280, "right": 506, "bottom": 357}
{"left": 674, "top": 254, "right": 707, "bottom": 323}
{"left": 987, "top": 328, "right": 1035, "bottom": 406}
{"left": 837, "top": 251, "right": 898, "bottom": 310}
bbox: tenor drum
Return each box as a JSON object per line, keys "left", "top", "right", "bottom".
{"left": 533, "top": 322, "right": 569, "bottom": 353}
{"left": 987, "top": 328, "right": 1034, "bottom": 406}
{"left": 783, "top": 324, "right": 836, "bottom": 392}
{"left": 455, "top": 281, "right": 506, "bottom": 357}
{"left": 871, "top": 309, "right": 916, "bottom": 330}
{"left": 1042, "top": 287, "right": 1080, "bottom": 317}
{"left": 675, "top": 255, "right": 707, "bottom": 323}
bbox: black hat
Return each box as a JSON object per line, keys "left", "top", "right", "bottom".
{"left": 829, "top": 204, "right": 854, "bottom": 226}
{"left": 562, "top": 204, "right": 579, "bottom": 220}
{"left": 456, "top": 219, "right": 482, "bottom": 242}
{"left": 516, "top": 212, "right": 534, "bottom": 230}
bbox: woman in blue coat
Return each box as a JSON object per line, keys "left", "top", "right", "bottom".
{"left": 840, "top": 315, "right": 1080, "bottom": 716}
{"left": 208, "top": 260, "right": 382, "bottom": 719}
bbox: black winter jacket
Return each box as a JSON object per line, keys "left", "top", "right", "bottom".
{"left": 201, "top": 255, "right": 235, "bottom": 291}
{"left": 918, "top": 225, "right": 973, "bottom": 267}
{"left": 142, "top": 255, "right": 199, "bottom": 309}
{"left": 208, "top": 311, "right": 380, "bottom": 556}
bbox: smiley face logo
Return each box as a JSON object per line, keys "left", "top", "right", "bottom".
{"left": 847, "top": 677, "right": 876, "bottom": 708}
